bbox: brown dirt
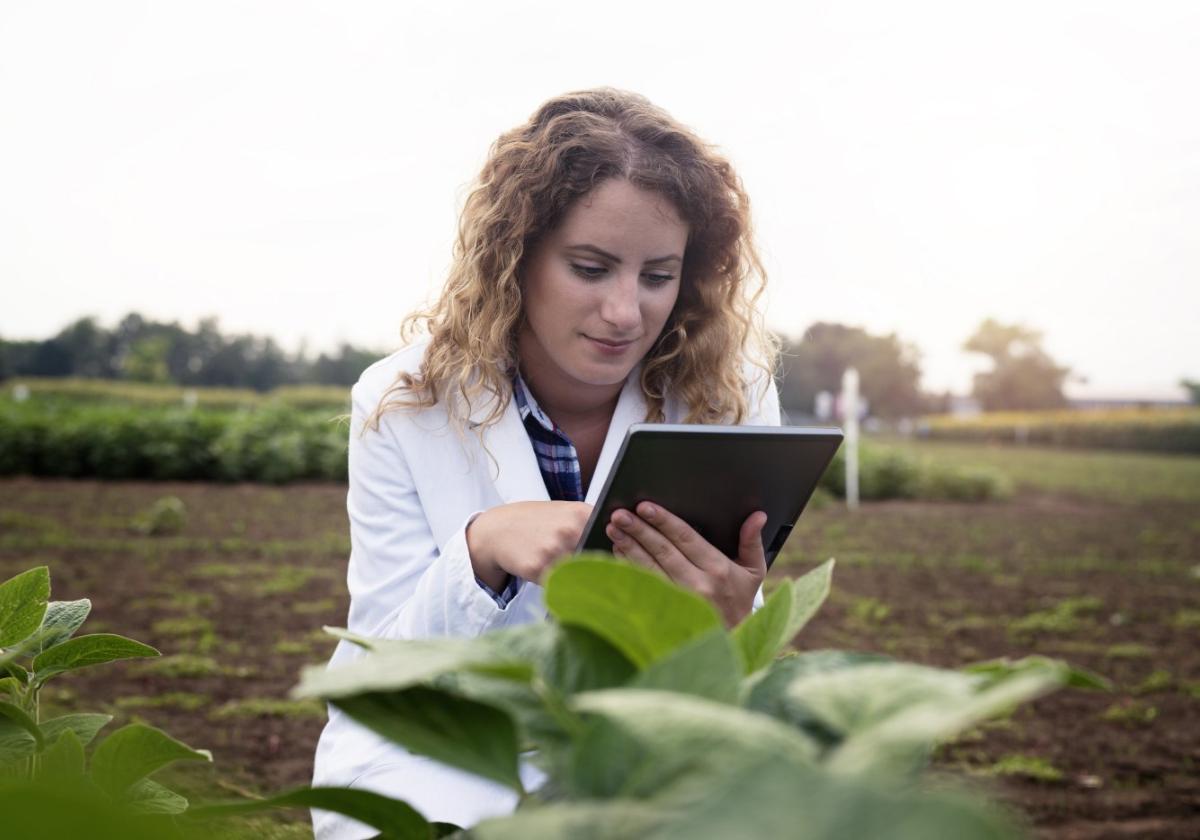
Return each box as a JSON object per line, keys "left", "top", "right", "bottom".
{"left": 1, "top": 478, "right": 1197, "bottom": 838}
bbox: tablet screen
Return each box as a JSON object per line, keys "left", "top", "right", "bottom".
{"left": 575, "top": 424, "right": 843, "bottom": 568}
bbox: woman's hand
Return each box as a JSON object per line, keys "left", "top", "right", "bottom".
{"left": 606, "top": 502, "right": 768, "bottom": 627}
{"left": 467, "top": 501, "right": 593, "bottom": 589}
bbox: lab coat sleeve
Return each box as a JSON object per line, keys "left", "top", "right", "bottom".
{"left": 343, "top": 379, "right": 539, "bottom": 642}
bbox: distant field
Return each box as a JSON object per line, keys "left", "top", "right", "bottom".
{"left": 0, "top": 441, "right": 1196, "bottom": 837}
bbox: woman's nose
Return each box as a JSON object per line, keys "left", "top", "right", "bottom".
{"left": 599, "top": 274, "right": 641, "bottom": 331}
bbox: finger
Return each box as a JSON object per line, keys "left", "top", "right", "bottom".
{"left": 735, "top": 511, "right": 769, "bottom": 574}
{"left": 605, "top": 523, "right": 664, "bottom": 575}
{"left": 632, "top": 502, "right": 725, "bottom": 574}
{"left": 610, "top": 509, "right": 708, "bottom": 589}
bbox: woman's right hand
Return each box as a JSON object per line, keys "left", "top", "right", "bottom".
{"left": 466, "top": 501, "right": 593, "bottom": 589}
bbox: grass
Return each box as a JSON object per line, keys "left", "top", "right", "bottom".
{"left": 1100, "top": 700, "right": 1159, "bottom": 726}
{"left": 1009, "top": 596, "right": 1103, "bottom": 637}
{"left": 210, "top": 697, "right": 327, "bottom": 720}
{"left": 872, "top": 436, "right": 1200, "bottom": 503}
{"left": 981, "top": 754, "right": 1064, "bottom": 783}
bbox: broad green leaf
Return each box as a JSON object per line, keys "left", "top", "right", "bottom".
{"left": 0, "top": 717, "right": 39, "bottom": 762}
{"left": 568, "top": 689, "right": 818, "bottom": 800}
{"left": 32, "top": 634, "right": 159, "bottom": 683}
{"left": 0, "top": 700, "right": 43, "bottom": 749}
{"left": 733, "top": 559, "right": 833, "bottom": 674}
{"left": 766, "top": 659, "right": 1068, "bottom": 776}
{"left": 90, "top": 723, "right": 212, "bottom": 797}
{"left": 126, "top": 778, "right": 189, "bottom": 815}
{"left": 964, "top": 655, "right": 1111, "bottom": 691}
{"left": 36, "top": 728, "right": 86, "bottom": 784}
{"left": 471, "top": 801, "right": 668, "bottom": 840}
{"left": 4, "top": 661, "right": 29, "bottom": 683}
{"left": 437, "top": 671, "right": 567, "bottom": 752}
{"left": 544, "top": 558, "right": 721, "bottom": 669}
{"left": 295, "top": 630, "right": 538, "bottom": 702}
{"left": 30, "top": 599, "right": 92, "bottom": 655}
{"left": 0, "top": 676, "right": 20, "bottom": 698}
{"left": 189, "top": 786, "right": 432, "bottom": 839}
{"left": 743, "top": 651, "right": 893, "bottom": 746}
{"left": 41, "top": 713, "right": 113, "bottom": 749}
{"left": 544, "top": 625, "right": 637, "bottom": 697}
{"left": 322, "top": 625, "right": 376, "bottom": 650}
{"left": 0, "top": 566, "right": 50, "bottom": 648}
{"left": 0, "top": 783, "right": 185, "bottom": 840}
{"left": 333, "top": 686, "right": 522, "bottom": 791}
{"left": 646, "top": 753, "right": 1022, "bottom": 840}
{"left": 631, "top": 629, "right": 741, "bottom": 703}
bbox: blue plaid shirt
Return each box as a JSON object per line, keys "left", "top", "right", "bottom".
{"left": 475, "top": 369, "right": 585, "bottom": 607}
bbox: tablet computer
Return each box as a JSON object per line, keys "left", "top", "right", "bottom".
{"left": 575, "top": 424, "right": 843, "bottom": 569}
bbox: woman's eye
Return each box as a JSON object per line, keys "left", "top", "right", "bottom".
{"left": 570, "top": 264, "right": 606, "bottom": 279}
{"left": 644, "top": 273, "right": 676, "bottom": 286}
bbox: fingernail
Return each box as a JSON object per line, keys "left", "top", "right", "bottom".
{"left": 613, "top": 511, "right": 631, "bottom": 527}
{"left": 639, "top": 503, "right": 656, "bottom": 519}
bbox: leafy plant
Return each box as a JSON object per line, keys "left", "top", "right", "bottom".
{"left": 195, "top": 556, "right": 1104, "bottom": 839}
{"left": 0, "top": 566, "right": 212, "bottom": 837}
{"left": 131, "top": 495, "right": 188, "bottom": 536}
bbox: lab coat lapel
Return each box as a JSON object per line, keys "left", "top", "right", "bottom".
{"left": 585, "top": 365, "right": 648, "bottom": 506}
{"left": 468, "top": 386, "right": 550, "bottom": 505}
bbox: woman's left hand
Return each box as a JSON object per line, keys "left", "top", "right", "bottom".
{"left": 606, "top": 502, "right": 768, "bottom": 627}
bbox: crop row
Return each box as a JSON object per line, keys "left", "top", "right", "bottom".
{"left": 0, "top": 402, "right": 1007, "bottom": 503}
{"left": 918, "top": 407, "right": 1200, "bottom": 454}
{"left": 6, "top": 377, "right": 349, "bottom": 411}
{"left": 0, "top": 402, "right": 348, "bottom": 483}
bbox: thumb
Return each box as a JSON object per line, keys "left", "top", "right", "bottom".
{"left": 735, "top": 511, "right": 769, "bottom": 573}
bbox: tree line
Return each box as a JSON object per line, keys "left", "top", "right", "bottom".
{"left": 2, "top": 313, "right": 1087, "bottom": 416}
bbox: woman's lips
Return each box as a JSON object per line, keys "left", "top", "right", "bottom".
{"left": 585, "top": 335, "right": 636, "bottom": 354}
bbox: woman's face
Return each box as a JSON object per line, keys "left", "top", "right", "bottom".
{"left": 517, "top": 178, "right": 688, "bottom": 410}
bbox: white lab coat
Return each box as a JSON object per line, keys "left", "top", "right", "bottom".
{"left": 311, "top": 337, "right": 782, "bottom": 839}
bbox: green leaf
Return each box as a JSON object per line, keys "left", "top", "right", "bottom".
{"left": 631, "top": 628, "right": 741, "bottom": 703}
{"left": 646, "top": 753, "right": 1022, "bottom": 840}
{"left": 41, "top": 713, "right": 113, "bottom": 748}
{"left": 0, "top": 566, "right": 51, "bottom": 648}
{"left": 733, "top": 559, "right": 833, "bottom": 674}
{"left": 471, "top": 801, "right": 667, "bottom": 840}
{"left": 4, "top": 661, "right": 29, "bottom": 684}
{"left": 742, "top": 651, "right": 893, "bottom": 746}
{"left": 0, "top": 700, "right": 43, "bottom": 749}
{"left": 333, "top": 686, "right": 522, "bottom": 791}
{"left": 567, "top": 689, "right": 818, "bottom": 800}
{"left": 90, "top": 723, "right": 212, "bottom": 797}
{"left": 0, "top": 676, "right": 20, "bottom": 698}
{"left": 0, "top": 717, "right": 38, "bottom": 763}
{"left": 295, "top": 634, "right": 534, "bottom": 701}
{"left": 125, "top": 778, "right": 189, "bottom": 815}
{"left": 188, "top": 786, "right": 432, "bottom": 839}
{"left": 30, "top": 599, "right": 92, "bottom": 655}
{"left": 36, "top": 728, "right": 86, "bottom": 784}
{"left": 964, "top": 655, "right": 1111, "bottom": 691}
{"left": 0, "top": 783, "right": 186, "bottom": 840}
{"left": 544, "top": 625, "right": 637, "bottom": 697}
{"left": 32, "top": 634, "right": 159, "bottom": 683}
{"left": 771, "top": 660, "right": 1068, "bottom": 775}
{"left": 322, "top": 625, "right": 377, "bottom": 650}
{"left": 544, "top": 558, "right": 722, "bottom": 669}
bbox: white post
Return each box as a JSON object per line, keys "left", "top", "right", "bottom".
{"left": 842, "top": 367, "right": 860, "bottom": 511}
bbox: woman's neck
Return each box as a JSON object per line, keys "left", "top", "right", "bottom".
{"left": 516, "top": 331, "right": 625, "bottom": 429}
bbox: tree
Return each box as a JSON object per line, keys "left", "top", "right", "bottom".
{"left": 964, "top": 318, "right": 1071, "bottom": 411}
{"left": 776, "top": 323, "right": 924, "bottom": 419}
{"left": 1181, "top": 379, "right": 1200, "bottom": 405}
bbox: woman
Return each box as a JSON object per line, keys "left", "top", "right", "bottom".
{"left": 312, "top": 87, "right": 782, "bottom": 839}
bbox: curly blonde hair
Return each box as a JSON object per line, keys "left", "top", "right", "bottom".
{"left": 369, "top": 87, "right": 778, "bottom": 439}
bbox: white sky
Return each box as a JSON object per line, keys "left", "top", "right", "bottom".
{"left": 2, "top": 0, "right": 1197, "bottom": 397}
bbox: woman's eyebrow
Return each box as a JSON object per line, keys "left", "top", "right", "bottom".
{"left": 566, "top": 244, "right": 683, "bottom": 265}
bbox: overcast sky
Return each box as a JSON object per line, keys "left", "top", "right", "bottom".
{"left": 2, "top": 1, "right": 1196, "bottom": 397}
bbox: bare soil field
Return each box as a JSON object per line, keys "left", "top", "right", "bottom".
{"left": 1, "top": 442, "right": 1197, "bottom": 838}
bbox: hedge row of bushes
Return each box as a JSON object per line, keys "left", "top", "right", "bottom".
{"left": 918, "top": 407, "right": 1200, "bottom": 454}
{"left": 0, "top": 402, "right": 349, "bottom": 483}
{"left": 819, "top": 445, "right": 1010, "bottom": 502}
{"left": 7, "top": 377, "right": 350, "bottom": 411}
{"left": 1, "top": 401, "right": 1007, "bottom": 502}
